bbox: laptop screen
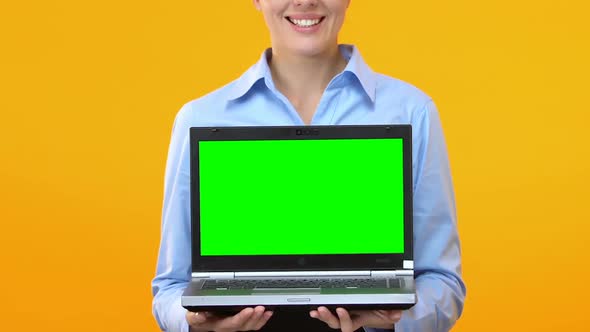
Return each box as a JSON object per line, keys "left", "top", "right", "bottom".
{"left": 198, "top": 138, "right": 405, "bottom": 256}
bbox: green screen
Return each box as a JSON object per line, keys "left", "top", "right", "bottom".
{"left": 198, "top": 138, "right": 405, "bottom": 256}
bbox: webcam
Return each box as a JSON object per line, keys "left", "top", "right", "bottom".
{"left": 295, "top": 129, "right": 320, "bottom": 136}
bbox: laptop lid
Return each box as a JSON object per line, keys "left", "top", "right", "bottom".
{"left": 189, "top": 125, "right": 413, "bottom": 273}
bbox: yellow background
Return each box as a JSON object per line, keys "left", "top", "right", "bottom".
{"left": 1, "top": 1, "right": 589, "bottom": 331}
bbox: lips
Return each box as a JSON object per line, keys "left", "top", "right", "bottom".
{"left": 286, "top": 16, "right": 326, "bottom": 28}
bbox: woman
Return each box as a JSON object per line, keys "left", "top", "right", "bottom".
{"left": 152, "top": 1, "right": 466, "bottom": 331}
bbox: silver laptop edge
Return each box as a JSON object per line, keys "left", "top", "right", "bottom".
{"left": 182, "top": 293, "right": 416, "bottom": 307}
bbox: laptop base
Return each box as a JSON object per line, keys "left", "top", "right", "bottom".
{"left": 183, "top": 303, "right": 415, "bottom": 313}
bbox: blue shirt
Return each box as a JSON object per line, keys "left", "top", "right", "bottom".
{"left": 152, "top": 45, "right": 466, "bottom": 332}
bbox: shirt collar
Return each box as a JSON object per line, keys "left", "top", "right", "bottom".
{"left": 226, "top": 49, "right": 273, "bottom": 101}
{"left": 339, "top": 45, "right": 377, "bottom": 103}
{"left": 227, "top": 44, "right": 376, "bottom": 103}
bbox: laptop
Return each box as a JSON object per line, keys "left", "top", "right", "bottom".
{"left": 182, "top": 125, "right": 416, "bottom": 312}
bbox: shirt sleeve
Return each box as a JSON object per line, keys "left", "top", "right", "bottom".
{"left": 366, "top": 100, "right": 466, "bottom": 332}
{"left": 152, "top": 104, "right": 193, "bottom": 332}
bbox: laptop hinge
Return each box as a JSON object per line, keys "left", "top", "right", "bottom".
{"left": 235, "top": 271, "right": 371, "bottom": 278}
{"left": 371, "top": 270, "right": 414, "bottom": 277}
{"left": 192, "top": 272, "right": 235, "bottom": 279}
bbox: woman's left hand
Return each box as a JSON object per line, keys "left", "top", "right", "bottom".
{"left": 310, "top": 307, "right": 402, "bottom": 332}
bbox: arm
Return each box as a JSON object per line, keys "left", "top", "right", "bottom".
{"left": 150, "top": 105, "right": 275, "bottom": 332}
{"left": 367, "top": 101, "right": 466, "bottom": 332}
{"left": 309, "top": 100, "right": 465, "bottom": 332}
{"left": 152, "top": 105, "right": 193, "bottom": 332}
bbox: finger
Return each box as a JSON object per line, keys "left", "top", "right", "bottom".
{"left": 388, "top": 310, "right": 403, "bottom": 322}
{"left": 219, "top": 307, "right": 255, "bottom": 330}
{"left": 316, "top": 306, "right": 341, "bottom": 329}
{"left": 350, "top": 310, "right": 387, "bottom": 328}
{"left": 372, "top": 310, "right": 392, "bottom": 322}
{"left": 377, "top": 309, "right": 402, "bottom": 322}
{"left": 350, "top": 309, "right": 401, "bottom": 328}
{"left": 309, "top": 309, "right": 319, "bottom": 319}
{"left": 186, "top": 311, "right": 209, "bottom": 327}
{"left": 336, "top": 307, "right": 356, "bottom": 332}
{"left": 242, "top": 306, "right": 266, "bottom": 330}
{"left": 253, "top": 310, "right": 274, "bottom": 330}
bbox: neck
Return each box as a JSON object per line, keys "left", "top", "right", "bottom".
{"left": 268, "top": 46, "right": 347, "bottom": 101}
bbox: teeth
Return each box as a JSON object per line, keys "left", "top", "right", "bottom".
{"left": 290, "top": 18, "right": 321, "bottom": 27}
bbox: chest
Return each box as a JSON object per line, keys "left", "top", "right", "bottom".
{"left": 291, "top": 96, "right": 322, "bottom": 125}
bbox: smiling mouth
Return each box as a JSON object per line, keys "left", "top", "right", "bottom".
{"left": 286, "top": 17, "right": 325, "bottom": 28}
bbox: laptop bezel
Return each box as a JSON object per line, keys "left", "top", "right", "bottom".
{"left": 189, "top": 125, "right": 413, "bottom": 272}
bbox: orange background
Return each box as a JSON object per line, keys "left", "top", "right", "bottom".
{"left": 1, "top": 1, "right": 589, "bottom": 331}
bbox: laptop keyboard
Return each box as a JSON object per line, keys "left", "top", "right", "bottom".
{"left": 202, "top": 278, "right": 400, "bottom": 290}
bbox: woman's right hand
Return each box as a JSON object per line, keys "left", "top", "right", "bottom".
{"left": 186, "top": 306, "right": 273, "bottom": 332}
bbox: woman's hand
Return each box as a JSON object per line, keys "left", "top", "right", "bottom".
{"left": 310, "top": 307, "right": 401, "bottom": 332}
{"left": 186, "top": 306, "right": 273, "bottom": 332}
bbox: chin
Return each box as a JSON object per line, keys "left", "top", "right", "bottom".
{"left": 287, "top": 42, "right": 333, "bottom": 58}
